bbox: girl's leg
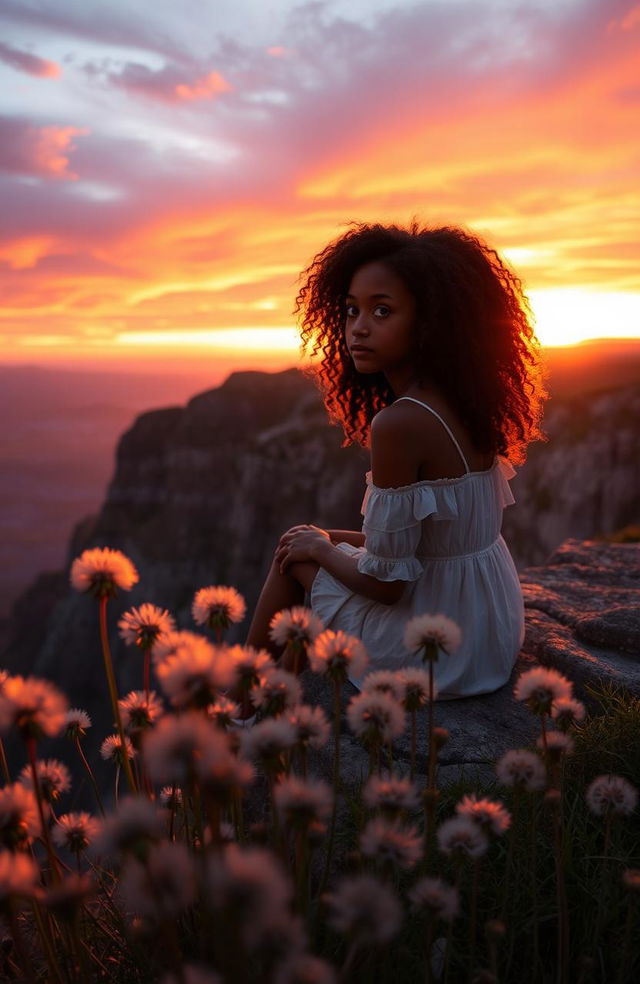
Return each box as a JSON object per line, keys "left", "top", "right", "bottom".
{"left": 245, "top": 557, "right": 318, "bottom": 659}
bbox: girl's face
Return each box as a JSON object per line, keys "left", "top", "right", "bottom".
{"left": 345, "top": 261, "right": 417, "bottom": 380}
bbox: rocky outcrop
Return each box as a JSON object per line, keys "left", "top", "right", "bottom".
{"left": 1, "top": 370, "right": 638, "bottom": 786}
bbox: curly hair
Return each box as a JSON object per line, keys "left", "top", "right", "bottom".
{"left": 294, "top": 220, "right": 547, "bottom": 464}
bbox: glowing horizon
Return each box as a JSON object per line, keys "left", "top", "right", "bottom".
{"left": 1, "top": 0, "right": 638, "bottom": 364}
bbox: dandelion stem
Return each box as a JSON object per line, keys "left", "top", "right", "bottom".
{"left": 551, "top": 802, "right": 569, "bottom": 984}
{"left": 319, "top": 680, "right": 342, "bottom": 896}
{"left": 410, "top": 710, "right": 417, "bottom": 781}
{"left": 144, "top": 648, "right": 151, "bottom": 701}
{"left": 98, "top": 595, "right": 138, "bottom": 794}
{"left": 8, "top": 901, "right": 35, "bottom": 981}
{"left": 26, "top": 735, "right": 62, "bottom": 883}
{"left": 74, "top": 735, "right": 106, "bottom": 816}
{"left": 0, "top": 737, "right": 10, "bottom": 784}
{"left": 467, "top": 858, "right": 480, "bottom": 984}
{"left": 32, "top": 898, "right": 66, "bottom": 984}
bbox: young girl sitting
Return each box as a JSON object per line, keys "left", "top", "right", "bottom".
{"left": 245, "top": 221, "right": 547, "bottom": 698}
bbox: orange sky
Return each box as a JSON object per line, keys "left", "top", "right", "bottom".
{"left": 1, "top": 0, "right": 639, "bottom": 370}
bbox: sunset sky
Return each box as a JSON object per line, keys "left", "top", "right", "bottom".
{"left": 1, "top": 0, "right": 639, "bottom": 373}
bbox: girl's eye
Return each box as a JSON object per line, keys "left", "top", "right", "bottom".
{"left": 345, "top": 304, "right": 358, "bottom": 318}
{"left": 374, "top": 305, "right": 390, "bottom": 318}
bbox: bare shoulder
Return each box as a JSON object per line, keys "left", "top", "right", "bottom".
{"left": 370, "top": 404, "right": 424, "bottom": 487}
{"left": 372, "top": 399, "right": 446, "bottom": 445}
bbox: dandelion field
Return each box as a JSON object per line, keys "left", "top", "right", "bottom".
{"left": 0, "top": 548, "right": 637, "bottom": 984}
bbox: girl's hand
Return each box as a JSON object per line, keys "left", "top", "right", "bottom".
{"left": 275, "top": 525, "right": 332, "bottom": 573}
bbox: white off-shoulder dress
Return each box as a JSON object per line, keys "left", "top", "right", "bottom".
{"left": 310, "top": 397, "right": 525, "bottom": 698}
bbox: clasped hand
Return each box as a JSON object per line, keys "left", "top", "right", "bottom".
{"left": 275, "top": 524, "right": 332, "bottom": 574}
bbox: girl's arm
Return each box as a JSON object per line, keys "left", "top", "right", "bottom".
{"left": 327, "top": 529, "right": 365, "bottom": 547}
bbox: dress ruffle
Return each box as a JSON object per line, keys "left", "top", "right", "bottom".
{"left": 356, "top": 551, "right": 424, "bottom": 582}
{"left": 361, "top": 456, "right": 515, "bottom": 530}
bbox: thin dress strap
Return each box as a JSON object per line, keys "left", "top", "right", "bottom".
{"left": 395, "top": 396, "right": 471, "bottom": 474}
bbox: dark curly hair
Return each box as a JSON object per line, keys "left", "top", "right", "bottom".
{"left": 294, "top": 220, "right": 547, "bottom": 464}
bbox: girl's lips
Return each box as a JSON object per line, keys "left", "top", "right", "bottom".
{"left": 351, "top": 346, "right": 374, "bottom": 354}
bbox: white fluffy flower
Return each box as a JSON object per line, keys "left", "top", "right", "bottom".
{"left": 273, "top": 777, "right": 333, "bottom": 829}
{"left": 404, "top": 614, "right": 461, "bottom": 658}
{"left": 118, "top": 603, "right": 176, "bottom": 650}
{"left": 536, "top": 730, "right": 575, "bottom": 759}
{"left": 251, "top": 668, "right": 302, "bottom": 717}
{"left": 0, "top": 850, "right": 39, "bottom": 902}
{"left": 361, "top": 670, "right": 405, "bottom": 703}
{"left": 287, "top": 704, "right": 331, "bottom": 750}
{"left": 205, "top": 844, "right": 292, "bottom": 950}
{"left": 19, "top": 759, "right": 71, "bottom": 803}
{"left": 360, "top": 818, "right": 422, "bottom": 870}
{"left": 308, "top": 630, "right": 369, "bottom": 682}
{"left": 120, "top": 840, "right": 197, "bottom": 920}
{"left": 226, "top": 645, "right": 275, "bottom": 691}
{"left": 346, "top": 691, "right": 405, "bottom": 746}
{"left": 436, "top": 815, "right": 489, "bottom": 859}
{"left": 100, "top": 734, "right": 135, "bottom": 764}
{"left": 455, "top": 794, "right": 511, "bottom": 836}
{"left": 409, "top": 876, "right": 459, "bottom": 921}
{"left": 70, "top": 547, "right": 139, "bottom": 597}
{"left": 585, "top": 775, "right": 638, "bottom": 817}
{"left": 240, "top": 718, "right": 297, "bottom": 770}
{"left": 156, "top": 635, "right": 235, "bottom": 709}
{"left": 550, "top": 697, "right": 586, "bottom": 729}
{"left": 269, "top": 607, "right": 324, "bottom": 648}
{"left": 0, "top": 675, "right": 67, "bottom": 740}
{"left": 399, "top": 667, "right": 437, "bottom": 710}
{"left": 64, "top": 708, "right": 92, "bottom": 738}
{"left": 326, "top": 874, "right": 402, "bottom": 944}
{"left": 495, "top": 749, "right": 547, "bottom": 792}
{"left": 513, "top": 667, "right": 573, "bottom": 714}
{"left": 363, "top": 775, "right": 419, "bottom": 815}
{"left": 192, "top": 586, "right": 246, "bottom": 631}
{"left": 0, "top": 783, "right": 41, "bottom": 849}
{"left": 53, "top": 813, "right": 102, "bottom": 854}
{"left": 93, "top": 797, "right": 166, "bottom": 858}
{"left": 119, "top": 690, "right": 164, "bottom": 733}
{"left": 143, "top": 713, "right": 224, "bottom": 786}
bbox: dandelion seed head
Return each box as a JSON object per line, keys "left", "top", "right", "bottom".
{"left": 142, "top": 712, "right": 220, "bottom": 786}
{"left": 536, "top": 730, "right": 575, "bottom": 759}
{"left": 93, "top": 797, "right": 166, "bottom": 859}
{"left": 287, "top": 704, "right": 330, "bottom": 750}
{"left": 156, "top": 635, "right": 235, "bottom": 709}
{"left": 273, "top": 777, "right": 333, "bottom": 829}
{"left": 551, "top": 697, "right": 586, "bottom": 729}
{"left": 269, "top": 607, "right": 324, "bottom": 647}
{"left": 495, "top": 749, "right": 547, "bottom": 792}
{"left": 159, "top": 786, "right": 183, "bottom": 808}
{"left": 361, "top": 670, "right": 405, "bottom": 703}
{"left": 360, "top": 818, "right": 422, "bottom": 869}
{"left": 208, "top": 696, "right": 241, "bottom": 729}
{"left": 409, "top": 876, "right": 460, "bottom": 921}
{"left": 70, "top": 547, "right": 139, "bottom": 598}
{"left": 206, "top": 844, "right": 292, "bottom": 950}
{"left": 586, "top": 775, "right": 638, "bottom": 817}
{"left": 0, "top": 675, "right": 67, "bottom": 740}
{"left": 119, "top": 690, "right": 164, "bottom": 733}
{"left": 363, "top": 774, "right": 419, "bottom": 814}
{"left": 272, "top": 953, "right": 338, "bottom": 984}
{"left": 0, "top": 783, "right": 40, "bottom": 849}
{"left": 326, "top": 874, "right": 402, "bottom": 944}
{"left": 397, "top": 667, "right": 436, "bottom": 710}
{"left": 0, "top": 850, "right": 39, "bottom": 901}
{"left": 308, "top": 630, "right": 368, "bottom": 682}
{"left": 19, "top": 759, "right": 71, "bottom": 803}
{"left": 53, "top": 812, "right": 101, "bottom": 854}
{"left": 65, "top": 707, "right": 91, "bottom": 738}
{"left": 152, "top": 629, "right": 208, "bottom": 667}
{"left": 346, "top": 691, "right": 405, "bottom": 747}
{"left": 118, "top": 603, "right": 175, "bottom": 650}
{"left": 251, "top": 668, "right": 302, "bottom": 717}
{"left": 436, "top": 815, "right": 489, "bottom": 859}
{"left": 240, "top": 718, "right": 297, "bottom": 769}
{"left": 456, "top": 794, "right": 511, "bottom": 836}
{"left": 192, "top": 585, "right": 246, "bottom": 631}
{"left": 120, "top": 840, "right": 197, "bottom": 920}
{"left": 100, "top": 734, "right": 135, "bottom": 764}
{"left": 226, "top": 645, "right": 274, "bottom": 691}
{"left": 513, "top": 667, "right": 573, "bottom": 714}
{"left": 403, "top": 614, "right": 461, "bottom": 658}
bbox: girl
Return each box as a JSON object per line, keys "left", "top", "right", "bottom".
{"left": 245, "top": 221, "right": 547, "bottom": 698}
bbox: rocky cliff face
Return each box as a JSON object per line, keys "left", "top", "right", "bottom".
{"left": 3, "top": 369, "right": 638, "bottom": 678}
{"left": 1, "top": 369, "right": 638, "bottom": 787}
